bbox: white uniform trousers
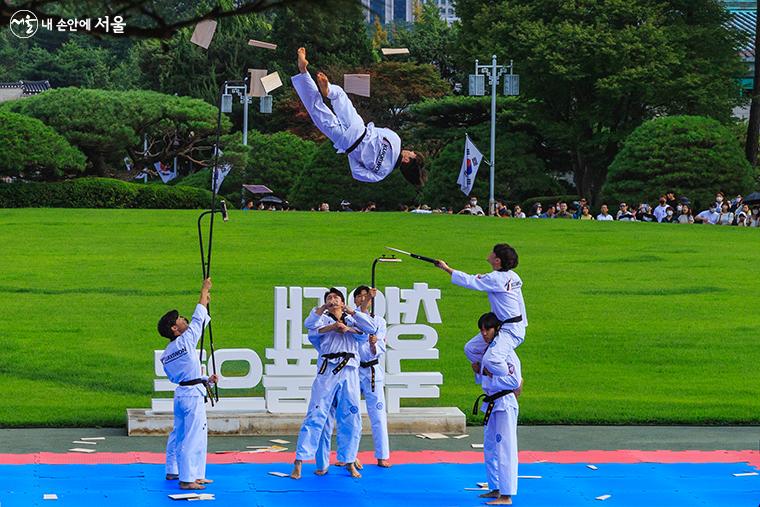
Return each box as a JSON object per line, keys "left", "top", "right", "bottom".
{"left": 167, "top": 395, "right": 207, "bottom": 483}
{"left": 359, "top": 366, "right": 389, "bottom": 460}
{"left": 295, "top": 364, "right": 362, "bottom": 464}
{"left": 291, "top": 72, "right": 365, "bottom": 152}
{"left": 484, "top": 406, "right": 518, "bottom": 495}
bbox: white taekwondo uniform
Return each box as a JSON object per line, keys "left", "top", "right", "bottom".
{"left": 316, "top": 311, "right": 389, "bottom": 468}
{"left": 295, "top": 308, "right": 371, "bottom": 465}
{"left": 161, "top": 304, "right": 210, "bottom": 483}
{"left": 465, "top": 330, "right": 522, "bottom": 496}
{"left": 291, "top": 72, "right": 402, "bottom": 183}
{"left": 451, "top": 269, "right": 528, "bottom": 349}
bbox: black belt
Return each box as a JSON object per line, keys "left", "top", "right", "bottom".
{"left": 345, "top": 128, "right": 367, "bottom": 155}
{"left": 501, "top": 315, "right": 522, "bottom": 324}
{"left": 473, "top": 389, "right": 514, "bottom": 425}
{"left": 360, "top": 359, "right": 379, "bottom": 391}
{"left": 319, "top": 352, "right": 355, "bottom": 375}
{"left": 179, "top": 378, "right": 213, "bottom": 404}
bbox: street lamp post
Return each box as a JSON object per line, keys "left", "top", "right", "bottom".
{"left": 221, "top": 82, "right": 251, "bottom": 145}
{"left": 469, "top": 55, "right": 519, "bottom": 215}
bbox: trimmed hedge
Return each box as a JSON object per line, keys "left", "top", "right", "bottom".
{"left": 0, "top": 177, "right": 219, "bottom": 209}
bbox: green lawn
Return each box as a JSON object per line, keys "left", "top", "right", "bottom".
{"left": 1, "top": 209, "right": 759, "bottom": 427}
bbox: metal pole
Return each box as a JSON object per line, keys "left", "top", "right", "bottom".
{"left": 489, "top": 54, "right": 497, "bottom": 216}
{"left": 242, "top": 95, "right": 249, "bottom": 146}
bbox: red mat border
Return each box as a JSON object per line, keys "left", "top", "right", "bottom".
{"left": 0, "top": 450, "right": 758, "bottom": 468}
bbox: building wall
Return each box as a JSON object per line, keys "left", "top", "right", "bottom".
{"left": 0, "top": 88, "right": 23, "bottom": 103}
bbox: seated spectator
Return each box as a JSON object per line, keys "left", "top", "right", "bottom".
{"left": 736, "top": 210, "right": 750, "bottom": 227}
{"left": 694, "top": 206, "right": 719, "bottom": 224}
{"left": 529, "top": 203, "right": 542, "bottom": 218}
{"left": 572, "top": 198, "right": 588, "bottom": 219}
{"left": 713, "top": 191, "right": 727, "bottom": 212}
{"left": 596, "top": 204, "right": 614, "bottom": 221}
{"left": 340, "top": 200, "right": 354, "bottom": 212}
{"left": 319, "top": 202, "right": 330, "bottom": 212}
{"left": 750, "top": 206, "right": 760, "bottom": 227}
{"left": 495, "top": 201, "right": 509, "bottom": 217}
{"left": 617, "top": 203, "right": 635, "bottom": 221}
{"left": 736, "top": 203, "right": 751, "bottom": 224}
{"left": 258, "top": 202, "right": 266, "bottom": 210}
{"left": 716, "top": 202, "right": 734, "bottom": 225}
{"left": 242, "top": 200, "right": 254, "bottom": 211}
{"left": 730, "top": 194, "right": 744, "bottom": 213}
{"left": 411, "top": 204, "right": 433, "bottom": 214}
{"left": 458, "top": 203, "right": 473, "bottom": 214}
{"left": 661, "top": 207, "right": 676, "bottom": 223}
{"left": 513, "top": 205, "right": 526, "bottom": 218}
{"left": 579, "top": 205, "right": 594, "bottom": 220}
{"left": 636, "top": 203, "right": 656, "bottom": 222}
{"left": 540, "top": 204, "right": 556, "bottom": 219}
{"left": 665, "top": 191, "right": 678, "bottom": 210}
{"left": 468, "top": 197, "right": 485, "bottom": 215}
{"left": 653, "top": 196, "right": 669, "bottom": 222}
{"left": 676, "top": 204, "right": 694, "bottom": 224}
{"left": 362, "top": 201, "right": 377, "bottom": 212}
{"left": 556, "top": 201, "right": 573, "bottom": 219}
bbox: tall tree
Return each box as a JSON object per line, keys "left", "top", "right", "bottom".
{"left": 456, "top": 0, "right": 746, "bottom": 203}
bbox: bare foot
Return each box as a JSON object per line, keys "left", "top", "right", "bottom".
{"left": 195, "top": 478, "right": 213, "bottom": 484}
{"left": 479, "top": 489, "right": 500, "bottom": 498}
{"left": 377, "top": 458, "right": 392, "bottom": 468}
{"left": 290, "top": 460, "right": 302, "bottom": 480}
{"left": 165, "top": 473, "right": 179, "bottom": 480}
{"left": 297, "top": 47, "right": 309, "bottom": 74}
{"left": 346, "top": 462, "right": 362, "bottom": 478}
{"left": 485, "top": 495, "right": 512, "bottom": 505}
{"left": 316, "top": 72, "right": 330, "bottom": 98}
{"left": 180, "top": 481, "right": 205, "bottom": 490}
{"left": 354, "top": 457, "right": 363, "bottom": 470}
{"left": 335, "top": 461, "right": 345, "bottom": 467}
{"left": 314, "top": 467, "right": 329, "bottom": 476}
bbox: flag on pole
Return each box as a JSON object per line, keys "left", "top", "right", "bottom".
{"left": 213, "top": 163, "right": 232, "bottom": 193}
{"left": 457, "top": 135, "right": 483, "bottom": 196}
{"left": 155, "top": 161, "right": 177, "bottom": 184}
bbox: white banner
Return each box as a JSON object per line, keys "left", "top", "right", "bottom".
{"left": 457, "top": 134, "right": 484, "bottom": 196}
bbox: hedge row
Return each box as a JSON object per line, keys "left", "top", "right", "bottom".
{"left": 0, "top": 178, "right": 219, "bottom": 209}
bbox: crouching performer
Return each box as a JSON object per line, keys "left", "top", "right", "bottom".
{"left": 465, "top": 312, "right": 523, "bottom": 505}
{"left": 291, "top": 288, "right": 371, "bottom": 479}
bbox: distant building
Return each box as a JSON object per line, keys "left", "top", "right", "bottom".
{"left": 727, "top": 7, "right": 755, "bottom": 119}
{"left": 0, "top": 80, "right": 51, "bottom": 103}
{"left": 363, "top": 0, "right": 456, "bottom": 24}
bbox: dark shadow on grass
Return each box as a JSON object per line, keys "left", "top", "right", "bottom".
{"left": 0, "top": 285, "right": 195, "bottom": 296}
{"left": 594, "top": 255, "right": 665, "bottom": 263}
{"left": 583, "top": 287, "right": 725, "bottom": 296}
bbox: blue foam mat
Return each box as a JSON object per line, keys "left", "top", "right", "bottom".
{"left": 0, "top": 463, "right": 758, "bottom": 507}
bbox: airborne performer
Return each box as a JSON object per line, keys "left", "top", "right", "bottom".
{"left": 291, "top": 47, "right": 426, "bottom": 187}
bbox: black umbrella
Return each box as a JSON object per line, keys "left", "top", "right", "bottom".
{"left": 743, "top": 191, "right": 760, "bottom": 206}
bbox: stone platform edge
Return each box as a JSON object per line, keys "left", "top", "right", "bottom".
{"left": 127, "top": 407, "right": 465, "bottom": 436}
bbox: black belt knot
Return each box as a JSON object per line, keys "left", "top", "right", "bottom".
{"left": 345, "top": 128, "right": 367, "bottom": 155}
{"left": 319, "top": 352, "right": 355, "bottom": 375}
{"left": 472, "top": 389, "right": 514, "bottom": 425}
{"left": 179, "top": 378, "right": 212, "bottom": 404}
{"left": 360, "top": 359, "right": 379, "bottom": 391}
{"left": 501, "top": 315, "right": 523, "bottom": 324}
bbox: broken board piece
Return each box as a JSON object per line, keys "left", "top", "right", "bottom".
{"left": 476, "top": 482, "right": 488, "bottom": 489}
{"left": 464, "top": 488, "right": 488, "bottom": 491}
{"left": 79, "top": 437, "right": 105, "bottom": 441}
{"left": 248, "top": 39, "right": 277, "bottom": 50}
{"left": 453, "top": 434, "right": 469, "bottom": 439}
{"left": 248, "top": 69, "right": 268, "bottom": 97}
{"left": 72, "top": 441, "right": 97, "bottom": 445}
{"left": 518, "top": 475, "right": 542, "bottom": 479}
{"left": 595, "top": 494, "right": 611, "bottom": 501}
{"left": 421, "top": 433, "right": 449, "bottom": 439}
{"left": 471, "top": 443, "right": 484, "bottom": 449}
{"left": 269, "top": 439, "right": 290, "bottom": 444}
{"left": 69, "top": 448, "right": 96, "bottom": 453}
{"left": 169, "top": 493, "right": 201, "bottom": 500}
{"left": 43, "top": 493, "right": 58, "bottom": 500}
{"left": 733, "top": 472, "right": 759, "bottom": 477}
{"left": 344, "top": 74, "right": 370, "bottom": 97}
{"left": 260, "top": 72, "right": 283, "bottom": 95}
{"left": 587, "top": 465, "right": 598, "bottom": 470}
{"left": 190, "top": 20, "right": 217, "bottom": 49}
{"left": 415, "top": 434, "right": 427, "bottom": 439}
{"left": 268, "top": 471, "right": 289, "bottom": 477}
{"left": 188, "top": 495, "right": 215, "bottom": 502}
{"left": 381, "top": 48, "right": 410, "bottom": 56}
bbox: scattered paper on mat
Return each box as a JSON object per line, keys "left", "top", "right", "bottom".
{"left": 381, "top": 48, "right": 410, "bottom": 55}
{"left": 587, "top": 465, "right": 598, "bottom": 470}
{"left": 464, "top": 487, "right": 487, "bottom": 491}
{"left": 269, "top": 439, "right": 290, "bottom": 444}
{"left": 69, "top": 448, "right": 96, "bottom": 453}
{"left": 248, "top": 39, "right": 277, "bottom": 50}
{"left": 415, "top": 434, "right": 427, "bottom": 439}
{"left": 79, "top": 437, "right": 105, "bottom": 441}
{"left": 43, "top": 493, "right": 58, "bottom": 500}
{"left": 476, "top": 482, "right": 488, "bottom": 488}
{"left": 344, "top": 74, "right": 370, "bottom": 97}
{"left": 421, "top": 433, "right": 448, "bottom": 439}
{"left": 190, "top": 19, "right": 217, "bottom": 49}
{"left": 453, "top": 434, "right": 469, "bottom": 439}
{"left": 169, "top": 493, "right": 200, "bottom": 500}
{"left": 518, "top": 475, "right": 542, "bottom": 479}
{"left": 260, "top": 72, "right": 283, "bottom": 95}
{"left": 188, "top": 494, "right": 215, "bottom": 501}
{"left": 596, "top": 494, "right": 611, "bottom": 501}
{"left": 268, "top": 471, "right": 289, "bottom": 477}
{"left": 733, "top": 472, "right": 759, "bottom": 477}
{"left": 72, "top": 441, "right": 97, "bottom": 445}
{"left": 471, "top": 443, "right": 484, "bottom": 449}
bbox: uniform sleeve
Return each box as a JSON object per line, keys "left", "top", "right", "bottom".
{"left": 451, "top": 270, "right": 506, "bottom": 293}
{"left": 304, "top": 308, "right": 326, "bottom": 331}
{"left": 182, "top": 304, "right": 210, "bottom": 348}
{"left": 464, "top": 334, "right": 488, "bottom": 363}
{"left": 374, "top": 317, "right": 388, "bottom": 355}
{"left": 307, "top": 330, "right": 323, "bottom": 353}
{"left": 349, "top": 312, "right": 377, "bottom": 335}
